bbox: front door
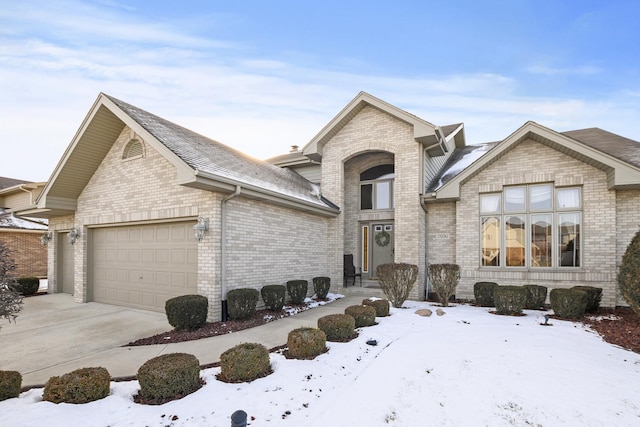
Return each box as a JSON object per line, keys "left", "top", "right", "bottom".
{"left": 370, "top": 223, "right": 394, "bottom": 278}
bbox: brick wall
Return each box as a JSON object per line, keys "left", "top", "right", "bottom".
{"left": 0, "top": 230, "right": 47, "bottom": 277}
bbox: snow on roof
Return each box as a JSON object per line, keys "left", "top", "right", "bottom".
{"left": 0, "top": 209, "right": 48, "bottom": 231}
{"left": 426, "top": 142, "right": 497, "bottom": 192}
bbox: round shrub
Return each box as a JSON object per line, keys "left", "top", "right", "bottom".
{"left": 219, "top": 343, "right": 271, "bottom": 383}
{"left": 345, "top": 305, "right": 377, "bottom": 327}
{"left": 227, "top": 288, "right": 260, "bottom": 320}
{"left": 287, "top": 327, "right": 327, "bottom": 359}
{"left": 362, "top": 298, "right": 390, "bottom": 317}
{"left": 619, "top": 228, "right": 640, "bottom": 316}
{"left": 317, "top": 314, "right": 356, "bottom": 342}
{"left": 312, "top": 277, "right": 331, "bottom": 299}
{"left": 493, "top": 286, "right": 528, "bottom": 315}
{"left": 165, "top": 294, "right": 208, "bottom": 331}
{"left": 523, "top": 285, "right": 548, "bottom": 310}
{"left": 550, "top": 288, "right": 588, "bottom": 319}
{"left": 11, "top": 277, "right": 40, "bottom": 296}
{"left": 137, "top": 353, "right": 201, "bottom": 402}
{"left": 571, "top": 286, "right": 602, "bottom": 313}
{"left": 0, "top": 370, "right": 22, "bottom": 401}
{"left": 261, "top": 285, "right": 286, "bottom": 311}
{"left": 43, "top": 367, "right": 111, "bottom": 404}
{"left": 286, "top": 280, "right": 308, "bottom": 305}
{"left": 474, "top": 282, "right": 498, "bottom": 307}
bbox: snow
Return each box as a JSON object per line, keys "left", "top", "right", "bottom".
{"left": 2, "top": 300, "right": 640, "bottom": 426}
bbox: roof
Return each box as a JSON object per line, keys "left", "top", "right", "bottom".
{"left": 0, "top": 209, "right": 47, "bottom": 231}
{"left": 425, "top": 142, "right": 498, "bottom": 192}
{"left": 562, "top": 128, "right": 640, "bottom": 169}
{"left": 31, "top": 94, "right": 340, "bottom": 218}
{"left": 0, "top": 177, "right": 29, "bottom": 191}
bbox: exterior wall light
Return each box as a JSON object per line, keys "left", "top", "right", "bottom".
{"left": 40, "top": 232, "right": 52, "bottom": 246}
{"left": 193, "top": 217, "right": 209, "bottom": 241}
{"left": 68, "top": 227, "right": 81, "bottom": 245}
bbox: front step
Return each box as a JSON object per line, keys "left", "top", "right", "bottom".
{"left": 339, "top": 285, "right": 387, "bottom": 299}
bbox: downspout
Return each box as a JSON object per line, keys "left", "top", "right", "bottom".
{"left": 420, "top": 198, "right": 430, "bottom": 300}
{"left": 220, "top": 185, "right": 241, "bottom": 321}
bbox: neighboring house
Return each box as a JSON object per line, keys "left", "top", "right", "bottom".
{"left": 13, "top": 91, "right": 640, "bottom": 318}
{"left": 0, "top": 178, "right": 48, "bottom": 278}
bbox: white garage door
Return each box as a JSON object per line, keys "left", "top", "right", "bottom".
{"left": 91, "top": 222, "right": 198, "bottom": 312}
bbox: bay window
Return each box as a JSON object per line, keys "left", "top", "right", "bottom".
{"left": 480, "top": 184, "right": 581, "bottom": 268}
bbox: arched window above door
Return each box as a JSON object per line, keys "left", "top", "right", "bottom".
{"left": 360, "top": 164, "right": 394, "bottom": 210}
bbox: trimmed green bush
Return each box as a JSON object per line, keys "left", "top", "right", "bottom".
{"left": 474, "top": 282, "right": 498, "bottom": 307}
{"left": 571, "top": 286, "right": 602, "bottom": 313}
{"left": 12, "top": 277, "right": 40, "bottom": 296}
{"left": 428, "top": 264, "right": 460, "bottom": 307}
{"left": 286, "top": 280, "right": 308, "bottom": 305}
{"left": 287, "top": 327, "right": 327, "bottom": 359}
{"left": 0, "top": 370, "right": 22, "bottom": 401}
{"left": 165, "top": 294, "right": 208, "bottom": 331}
{"left": 312, "top": 277, "right": 331, "bottom": 299}
{"left": 550, "top": 288, "right": 588, "bottom": 319}
{"left": 317, "top": 313, "right": 356, "bottom": 342}
{"left": 43, "top": 367, "right": 111, "bottom": 404}
{"left": 494, "top": 286, "right": 528, "bottom": 315}
{"left": 137, "top": 353, "right": 201, "bottom": 402}
{"left": 345, "top": 304, "right": 377, "bottom": 327}
{"left": 619, "top": 229, "right": 640, "bottom": 316}
{"left": 227, "top": 288, "right": 260, "bottom": 320}
{"left": 219, "top": 343, "right": 271, "bottom": 383}
{"left": 523, "top": 285, "right": 548, "bottom": 310}
{"left": 261, "top": 285, "right": 286, "bottom": 312}
{"left": 362, "top": 298, "right": 390, "bottom": 317}
{"left": 377, "top": 263, "right": 419, "bottom": 308}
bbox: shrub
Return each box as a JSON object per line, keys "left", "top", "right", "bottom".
{"left": 550, "top": 288, "right": 588, "bottom": 319}
{"left": 137, "top": 353, "right": 201, "bottom": 402}
{"left": 0, "top": 241, "right": 22, "bottom": 330}
{"left": 376, "top": 263, "right": 419, "bottom": 308}
{"left": 428, "top": 264, "right": 460, "bottom": 307}
{"left": 227, "top": 288, "right": 260, "bottom": 320}
{"left": 0, "top": 370, "right": 21, "bottom": 401}
{"left": 473, "top": 282, "right": 498, "bottom": 307}
{"left": 43, "top": 367, "right": 110, "bottom": 404}
{"left": 493, "top": 286, "right": 528, "bottom": 315}
{"left": 286, "top": 280, "right": 308, "bottom": 305}
{"left": 261, "top": 285, "right": 286, "bottom": 312}
{"left": 523, "top": 285, "right": 548, "bottom": 310}
{"left": 219, "top": 343, "right": 271, "bottom": 383}
{"left": 571, "top": 286, "right": 602, "bottom": 313}
{"left": 312, "top": 277, "right": 331, "bottom": 299}
{"left": 317, "top": 314, "right": 356, "bottom": 342}
{"left": 287, "top": 327, "right": 327, "bottom": 359}
{"left": 362, "top": 298, "right": 390, "bottom": 317}
{"left": 619, "top": 229, "right": 640, "bottom": 316}
{"left": 165, "top": 294, "right": 208, "bottom": 331}
{"left": 345, "top": 305, "right": 377, "bottom": 327}
{"left": 12, "top": 277, "right": 40, "bottom": 296}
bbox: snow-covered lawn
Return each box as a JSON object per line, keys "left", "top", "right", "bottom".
{"left": 3, "top": 300, "right": 640, "bottom": 426}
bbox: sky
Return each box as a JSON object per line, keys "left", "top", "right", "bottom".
{"left": 2, "top": 298, "right": 639, "bottom": 426}
{"left": 1, "top": 0, "right": 639, "bottom": 182}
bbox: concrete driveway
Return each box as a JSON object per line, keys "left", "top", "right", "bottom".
{"left": 0, "top": 294, "right": 171, "bottom": 385}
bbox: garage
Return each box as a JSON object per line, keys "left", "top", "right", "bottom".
{"left": 91, "top": 221, "right": 198, "bottom": 312}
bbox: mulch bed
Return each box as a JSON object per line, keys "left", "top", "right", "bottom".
{"left": 581, "top": 307, "right": 640, "bottom": 354}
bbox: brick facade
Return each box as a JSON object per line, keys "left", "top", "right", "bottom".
{"left": 0, "top": 230, "right": 47, "bottom": 278}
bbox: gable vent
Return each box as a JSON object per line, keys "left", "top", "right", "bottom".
{"left": 122, "top": 139, "right": 144, "bottom": 160}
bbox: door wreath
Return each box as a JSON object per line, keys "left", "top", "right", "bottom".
{"left": 375, "top": 230, "right": 391, "bottom": 247}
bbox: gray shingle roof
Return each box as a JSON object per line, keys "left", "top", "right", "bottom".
{"left": 561, "top": 128, "right": 640, "bottom": 169}
{"left": 425, "top": 142, "right": 498, "bottom": 192}
{"left": 104, "top": 95, "right": 337, "bottom": 211}
{"left": 0, "top": 176, "right": 29, "bottom": 191}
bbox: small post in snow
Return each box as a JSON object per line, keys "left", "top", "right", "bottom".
{"left": 231, "top": 410, "right": 247, "bottom": 427}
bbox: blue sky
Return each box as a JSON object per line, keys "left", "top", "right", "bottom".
{"left": 1, "top": 0, "right": 639, "bottom": 182}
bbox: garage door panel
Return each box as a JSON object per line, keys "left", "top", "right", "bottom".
{"left": 92, "top": 221, "right": 198, "bottom": 312}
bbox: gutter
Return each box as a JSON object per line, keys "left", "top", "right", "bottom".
{"left": 220, "top": 185, "right": 241, "bottom": 321}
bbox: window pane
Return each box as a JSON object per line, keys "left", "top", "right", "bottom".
{"left": 360, "top": 184, "right": 372, "bottom": 210}
{"left": 531, "top": 214, "right": 552, "bottom": 267}
{"left": 504, "top": 187, "right": 525, "bottom": 211}
{"left": 481, "top": 217, "right": 500, "bottom": 266}
{"left": 505, "top": 215, "right": 525, "bottom": 266}
{"left": 557, "top": 188, "right": 581, "bottom": 209}
{"left": 558, "top": 212, "right": 580, "bottom": 267}
{"left": 480, "top": 194, "right": 501, "bottom": 214}
{"left": 530, "top": 184, "right": 552, "bottom": 210}
{"left": 375, "top": 181, "right": 391, "bottom": 209}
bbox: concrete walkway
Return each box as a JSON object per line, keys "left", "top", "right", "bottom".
{"left": 0, "top": 293, "right": 372, "bottom": 387}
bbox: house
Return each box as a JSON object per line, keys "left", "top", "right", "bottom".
{"left": 0, "top": 178, "right": 48, "bottom": 279}
{"left": 13, "top": 92, "right": 640, "bottom": 319}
